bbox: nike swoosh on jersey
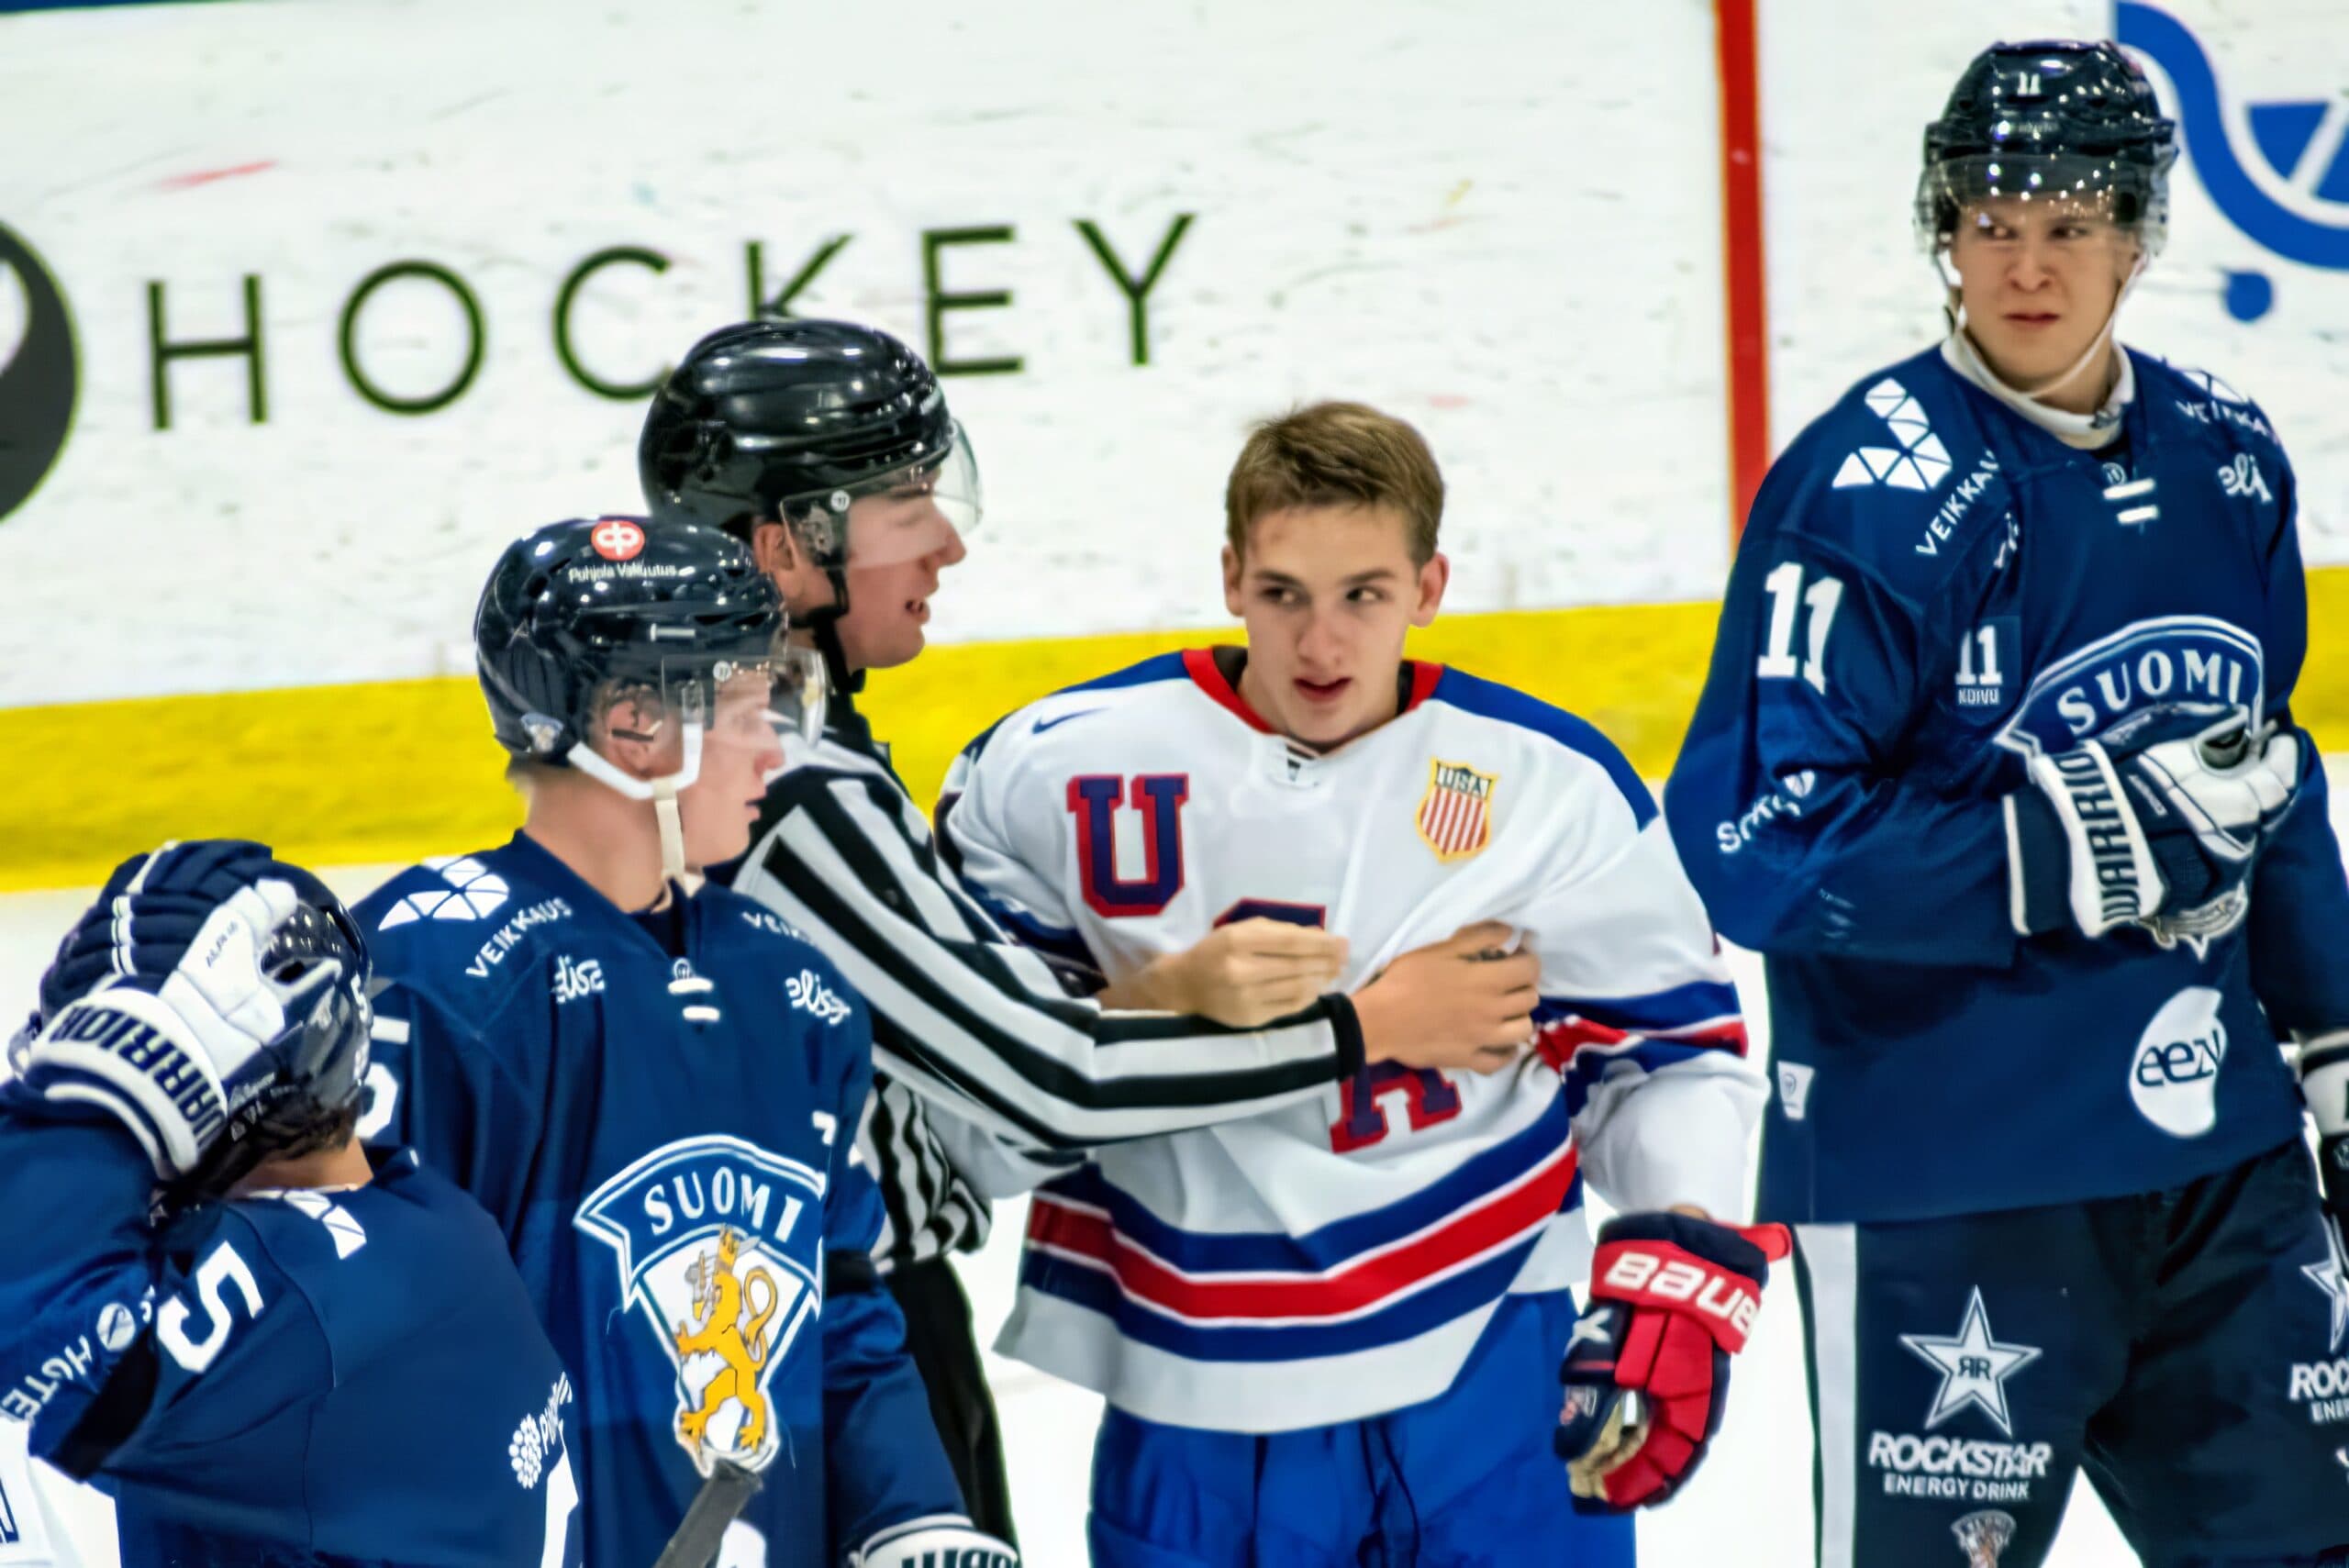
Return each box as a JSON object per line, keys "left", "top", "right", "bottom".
{"left": 1031, "top": 709, "right": 1103, "bottom": 735}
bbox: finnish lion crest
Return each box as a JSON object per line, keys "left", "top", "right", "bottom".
{"left": 674, "top": 1227, "right": 779, "bottom": 1455}
{"left": 575, "top": 1135, "right": 825, "bottom": 1475}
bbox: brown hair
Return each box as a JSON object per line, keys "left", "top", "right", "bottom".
{"left": 1224, "top": 401, "right": 1444, "bottom": 564}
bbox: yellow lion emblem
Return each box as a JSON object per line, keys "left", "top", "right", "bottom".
{"left": 672, "top": 1226, "right": 780, "bottom": 1455}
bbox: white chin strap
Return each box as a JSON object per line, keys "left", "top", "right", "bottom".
{"left": 1940, "top": 248, "right": 2146, "bottom": 422}
{"left": 565, "top": 724, "right": 705, "bottom": 883}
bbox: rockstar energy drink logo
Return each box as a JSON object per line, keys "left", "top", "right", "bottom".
{"left": 0, "top": 221, "right": 76, "bottom": 527}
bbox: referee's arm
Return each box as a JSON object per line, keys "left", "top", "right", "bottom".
{"left": 734, "top": 770, "right": 1366, "bottom": 1152}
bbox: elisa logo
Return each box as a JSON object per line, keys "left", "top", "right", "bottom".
{"left": 0, "top": 221, "right": 78, "bottom": 527}
{"left": 2119, "top": 2, "right": 2349, "bottom": 320}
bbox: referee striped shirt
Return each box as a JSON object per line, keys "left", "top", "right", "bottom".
{"left": 725, "top": 700, "right": 1365, "bottom": 1267}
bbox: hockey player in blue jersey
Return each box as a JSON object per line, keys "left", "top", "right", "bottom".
{"left": 1665, "top": 39, "right": 2349, "bottom": 1568}
{"left": 354, "top": 516, "right": 1015, "bottom": 1568}
{"left": 0, "top": 839, "right": 584, "bottom": 1567}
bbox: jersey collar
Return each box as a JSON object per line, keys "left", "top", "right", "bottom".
{"left": 1182, "top": 646, "right": 1443, "bottom": 750}
{"left": 1941, "top": 329, "right": 2137, "bottom": 451}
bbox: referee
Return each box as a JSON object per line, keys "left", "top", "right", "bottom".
{"left": 640, "top": 318, "right": 1541, "bottom": 1540}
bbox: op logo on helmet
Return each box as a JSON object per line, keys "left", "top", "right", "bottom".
{"left": 574, "top": 1135, "right": 823, "bottom": 1475}
{"left": 2119, "top": 3, "right": 2349, "bottom": 321}
{"left": 1990, "top": 615, "right": 2264, "bottom": 760}
{"left": 0, "top": 220, "right": 78, "bottom": 528}
{"left": 591, "top": 517, "right": 647, "bottom": 562}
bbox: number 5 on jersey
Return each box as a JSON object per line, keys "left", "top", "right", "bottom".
{"left": 1755, "top": 562, "right": 1845, "bottom": 695}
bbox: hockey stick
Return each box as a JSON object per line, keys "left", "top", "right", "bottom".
{"left": 650, "top": 1460, "right": 763, "bottom": 1568}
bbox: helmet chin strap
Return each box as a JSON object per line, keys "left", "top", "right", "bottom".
{"left": 780, "top": 505, "right": 860, "bottom": 699}
{"left": 794, "top": 564, "right": 862, "bottom": 699}
{"left": 1938, "top": 249, "right": 2146, "bottom": 425}
{"left": 566, "top": 723, "right": 705, "bottom": 884}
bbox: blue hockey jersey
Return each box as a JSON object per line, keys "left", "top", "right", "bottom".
{"left": 0, "top": 1090, "right": 583, "bottom": 1566}
{"left": 354, "top": 833, "right": 962, "bottom": 1568}
{"left": 1664, "top": 344, "right": 2349, "bottom": 1226}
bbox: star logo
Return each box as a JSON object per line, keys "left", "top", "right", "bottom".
{"left": 1899, "top": 1287, "right": 2043, "bottom": 1438}
{"left": 2301, "top": 1224, "right": 2349, "bottom": 1355}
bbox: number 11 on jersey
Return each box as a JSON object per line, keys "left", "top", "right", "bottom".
{"left": 1755, "top": 562, "right": 1844, "bottom": 695}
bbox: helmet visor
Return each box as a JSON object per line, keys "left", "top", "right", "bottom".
{"left": 601, "top": 638, "right": 829, "bottom": 762}
{"left": 774, "top": 422, "right": 982, "bottom": 571}
{"left": 1917, "top": 152, "right": 2167, "bottom": 256}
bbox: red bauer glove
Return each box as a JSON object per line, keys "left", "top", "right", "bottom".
{"left": 1554, "top": 1210, "right": 1790, "bottom": 1511}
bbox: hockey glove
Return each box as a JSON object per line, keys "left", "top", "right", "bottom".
{"left": 851, "top": 1518, "right": 1018, "bottom": 1568}
{"left": 2300, "top": 1030, "right": 2349, "bottom": 1251}
{"left": 1556, "top": 1211, "right": 1790, "bottom": 1513}
{"left": 15, "top": 841, "right": 348, "bottom": 1180}
{"left": 2005, "top": 706, "right": 2304, "bottom": 947}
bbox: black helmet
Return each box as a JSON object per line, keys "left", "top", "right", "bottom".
{"left": 18, "top": 840, "right": 375, "bottom": 1203}
{"left": 473, "top": 514, "right": 818, "bottom": 766}
{"left": 638, "top": 317, "right": 979, "bottom": 568}
{"left": 1917, "top": 39, "right": 2177, "bottom": 253}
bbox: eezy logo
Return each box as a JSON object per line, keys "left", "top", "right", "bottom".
{"left": 2130, "top": 986, "right": 2229, "bottom": 1138}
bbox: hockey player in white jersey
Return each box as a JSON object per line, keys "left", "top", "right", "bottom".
{"left": 939, "top": 402, "right": 1782, "bottom": 1565}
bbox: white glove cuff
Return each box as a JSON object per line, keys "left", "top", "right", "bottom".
{"left": 2297, "top": 1029, "right": 2349, "bottom": 1140}
{"left": 852, "top": 1516, "right": 1018, "bottom": 1568}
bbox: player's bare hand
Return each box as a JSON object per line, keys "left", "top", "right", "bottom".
{"left": 1353, "top": 921, "right": 1538, "bottom": 1073}
{"left": 1101, "top": 918, "right": 1349, "bottom": 1028}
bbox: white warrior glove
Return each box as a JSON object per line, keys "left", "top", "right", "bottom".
{"left": 851, "top": 1517, "right": 1018, "bottom": 1568}
{"left": 2006, "top": 706, "right": 2303, "bottom": 947}
{"left": 16, "top": 843, "right": 328, "bottom": 1180}
{"left": 2300, "top": 1029, "right": 2349, "bottom": 1243}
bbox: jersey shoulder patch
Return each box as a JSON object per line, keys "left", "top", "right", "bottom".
{"left": 353, "top": 846, "right": 584, "bottom": 1016}
{"left": 1425, "top": 669, "right": 1653, "bottom": 827}
{"left": 696, "top": 884, "right": 852, "bottom": 990}
{"left": 2135, "top": 351, "right": 2288, "bottom": 461}
{"left": 1760, "top": 350, "right": 2011, "bottom": 598}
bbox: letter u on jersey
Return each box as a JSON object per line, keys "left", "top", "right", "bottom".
{"left": 1068, "top": 773, "right": 1191, "bottom": 917}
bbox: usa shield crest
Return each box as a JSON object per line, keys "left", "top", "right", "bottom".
{"left": 574, "top": 1135, "right": 825, "bottom": 1475}
{"left": 1416, "top": 760, "right": 1497, "bottom": 862}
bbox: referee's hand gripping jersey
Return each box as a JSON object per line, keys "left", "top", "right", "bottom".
{"left": 0, "top": 841, "right": 584, "bottom": 1568}
{"left": 640, "top": 321, "right": 1549, "bottom": 1540}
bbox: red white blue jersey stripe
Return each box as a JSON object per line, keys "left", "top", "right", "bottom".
{"left": 943, "top": 653, "right": 1764, "bottom": 1429}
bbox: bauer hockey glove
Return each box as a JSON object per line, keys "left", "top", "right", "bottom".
{"left": 13, "top": 840, "right": 355, "bottom": 1182}
{"left": 2005, "top": 705, "right": 2304, "bottom": 947}
{"left": 2300, "top": 1030, "right": 2349, "bottom": 1251}
{"left": 1556, "top": 1211, "right": 1790, "bottom": 1513}
{"left": 851, "top": 1518, "right": 1018, "bottom": 1568}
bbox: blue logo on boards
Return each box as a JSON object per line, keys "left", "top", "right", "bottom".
{"left": 2118, "top": 3, "right": 2349, "bottom": 320}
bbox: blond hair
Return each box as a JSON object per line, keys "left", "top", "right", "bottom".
{"left": 1224, "top": 401, "right": 1443, "bottom": 563}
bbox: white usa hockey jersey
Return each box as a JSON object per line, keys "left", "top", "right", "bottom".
{"left": 938, "top": 648, "right": 1765, "bottom": 1431}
